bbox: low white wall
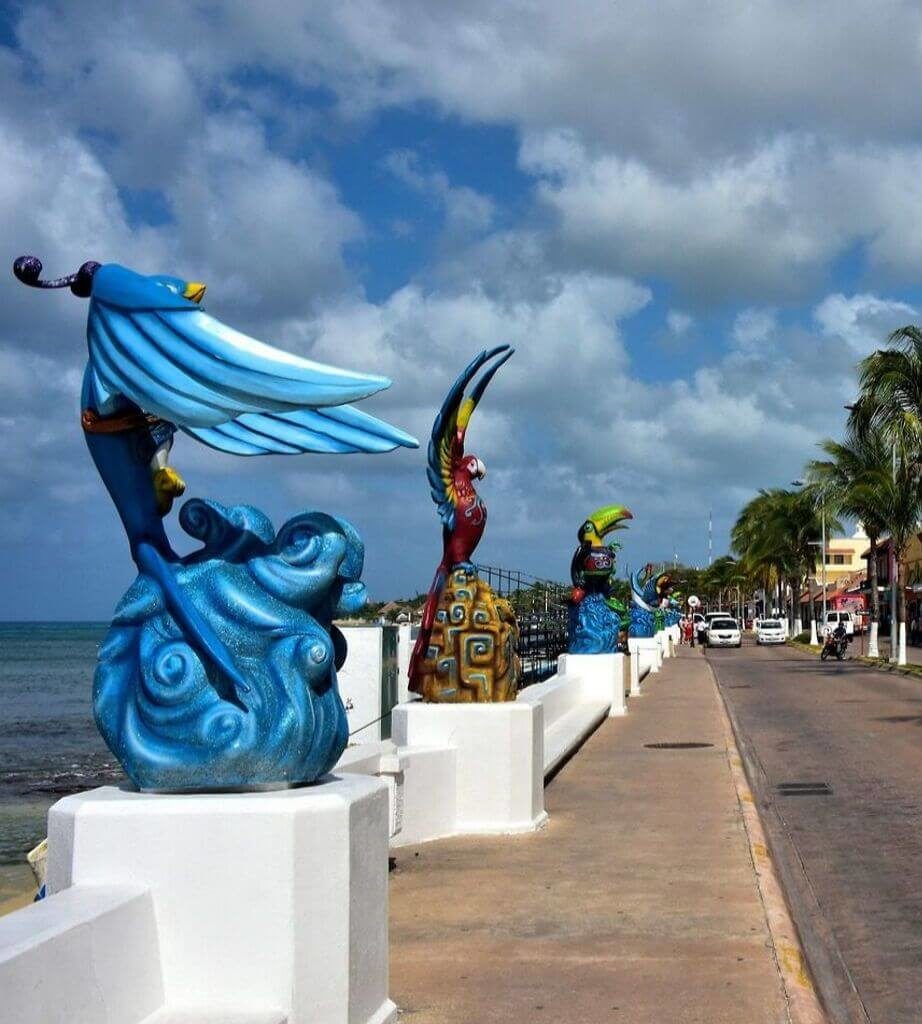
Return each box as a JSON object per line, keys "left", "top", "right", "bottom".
{"left": 0, "top": 885, "right": 163, "bottom": 1024}
{"left": 339, "top": 654, "right": 627, "bottom": 844}
{"left": 628, "top": 637, "right": 662, "bottom": 675}
{"left": 337, "top": 625, "right": 399, "bottom": 743}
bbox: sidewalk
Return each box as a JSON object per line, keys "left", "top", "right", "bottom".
{"left": 388, "top": 650, "right": 794, "bottom": 1023}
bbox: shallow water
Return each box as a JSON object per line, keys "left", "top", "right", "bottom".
{"left": 0, "top": 623, "right": 124, "bottom": 867}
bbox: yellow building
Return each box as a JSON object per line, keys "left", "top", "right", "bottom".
{"left": 807, "top": 526, "right": 870, "bottom": 588}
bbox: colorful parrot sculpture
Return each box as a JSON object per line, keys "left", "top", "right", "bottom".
{"left": 408, "top": 345, "right": 514, "bottom": 689}
{"left": 14, "top": 256, "right": 417, "bottom": 709}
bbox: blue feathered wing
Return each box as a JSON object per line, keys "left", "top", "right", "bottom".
{"left": 86, "top": 265, "right": 417, "bottom": 454}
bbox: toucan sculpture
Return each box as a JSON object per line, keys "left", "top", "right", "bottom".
{"left": 568, "top": 504, "right": 633, "bottom": 655}
{"left": 409, "top": 345, "right": 514, "bottom": 689}
{"left": 14, "top": 256, "right": 417, "bottom": 709}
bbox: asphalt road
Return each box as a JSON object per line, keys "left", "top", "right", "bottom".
{"left": 707, "top": 638, "right": 922, "bottom": 1024}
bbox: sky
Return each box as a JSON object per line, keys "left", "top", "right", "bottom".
{"left": 3, "top": 0, "right": 922, "bottom": 618}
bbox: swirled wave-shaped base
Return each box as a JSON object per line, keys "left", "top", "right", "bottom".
{"left": 629, "top": 604, "right": 656, "bottom": 638}
{"left": 93, "top": 499, "right": 365, "bottom": 791}
{"left": 568, "top": 593, "right": 622, "bottom": 654}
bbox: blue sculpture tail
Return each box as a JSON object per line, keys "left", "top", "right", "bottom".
{"left": 135, "top": 541, "right": 250, "bottom": 711}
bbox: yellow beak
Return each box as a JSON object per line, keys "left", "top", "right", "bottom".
{"left": 183, "top": 281, "right": 207, "bottom": 303}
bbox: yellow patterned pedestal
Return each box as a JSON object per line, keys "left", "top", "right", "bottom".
{"left": 414, "top": 569, "right": 521, "bottom": 702}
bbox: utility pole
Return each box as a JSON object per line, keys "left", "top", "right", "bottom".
{"left": 708, "top": 509, "right": 713, "bottom": 567}
{"left": 821, "top": 503, "right": 827, "bottom": 628}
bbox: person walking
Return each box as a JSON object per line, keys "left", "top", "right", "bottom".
{"left": 682, "top": 617, "right": 693, "bottom": 646}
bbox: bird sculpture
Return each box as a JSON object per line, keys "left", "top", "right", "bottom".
{"left": 567, "top": 504, "right": 633, "bottom": 655}
{"left": 629, "top": 564, "right": 675, "bottom": 637}
{"left": 569, "top": 505, "right": 634, "bottom": 600}
{"left": 409, "top": 345, "right": 514, "bottom": 689}
{"left": 14, "top": 256, "right": 417, "bottom": 709}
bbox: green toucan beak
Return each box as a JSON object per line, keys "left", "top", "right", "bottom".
{"left": 579, "top": 504, "right": 633, "bottom": 544}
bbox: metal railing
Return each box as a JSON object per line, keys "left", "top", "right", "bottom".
{"left": 474, "top": 564, "right": 571, "bottom": 687}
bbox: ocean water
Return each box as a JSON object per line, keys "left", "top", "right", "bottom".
{"left": 0, "top": 623, "right": 124, "bottom": 870}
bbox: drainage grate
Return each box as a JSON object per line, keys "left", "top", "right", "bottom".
{"left": 776, "top": 781, "right": 832, "bottom": 797}
{"left": 644, "top": 742, "right": 714, "bottom": 750}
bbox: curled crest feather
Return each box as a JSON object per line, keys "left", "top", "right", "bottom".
{"left": 427, "top": 345, "right": 513, "bottom": 530}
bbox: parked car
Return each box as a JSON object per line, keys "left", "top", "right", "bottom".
{"left": 823, "top": 610, "right": 857, "bottom": 636}
{"left": 756, "top": 619, "right": 785, "bottom": 645}
{"left": 706, "top": 617, "right": 742, "bottom": 648}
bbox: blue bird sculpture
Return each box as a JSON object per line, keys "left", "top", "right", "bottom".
{"left": 14, "top": 256, "right": 417, "bottom": 712}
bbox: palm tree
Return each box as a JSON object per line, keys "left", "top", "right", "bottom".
{"left": 702, "top": 556, "right": 738, "bottom": 611}
{"left": 806, "top": 425, "right": 890, "bottom": 657}
{"left": 732, "top": 488, "right": 835, "bottom": 634}
{"left": 851, "top": 325, "right": 922, "bottom": 663}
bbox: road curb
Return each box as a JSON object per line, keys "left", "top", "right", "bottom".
{"left": 709, "top": 661, "right": 829, "bottom": 1024}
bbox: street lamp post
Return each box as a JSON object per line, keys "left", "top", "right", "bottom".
{"left": 821, "top": 504, "right": 827, "bottom": 628}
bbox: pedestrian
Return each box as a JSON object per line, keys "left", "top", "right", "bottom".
{"left": 682, "top": 617, "right": 693, "bottom": 646}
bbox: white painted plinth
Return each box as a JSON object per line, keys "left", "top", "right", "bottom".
{"left": 391, "top": 702, "right": 546, "bottom": 834}
{"left": 628, "top": 636, "right": 662, "bottom": 673}
{"left": 46, "top": 776, "right": 396, "bottom": 1024}
{"left": 556, "top": 653, "right": 626, "bottom": 716}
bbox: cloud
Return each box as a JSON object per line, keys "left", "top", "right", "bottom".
{"left": 732, "top": 309, "right": 777, "bottom": 350}
{"left": 666, "top": 311, "right": 693, "bottom": 337}
{"left": 383, "top": 149, "right": 495, "bottom": 236}
{"left": 813, "top": 292, "right": 917, "bottom": 355}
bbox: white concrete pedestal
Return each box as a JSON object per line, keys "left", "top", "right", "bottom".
{"left": 556, "top": 653, "right": 627, "bottom": 716}
{"left": 47, "top": 776, "right": 396, "bottom": 1024}
{"left": 628, "top": 636, "right": 662, "bottom": 674}
{"left": 391, "top": 702, "right": 546, "bottom": 834}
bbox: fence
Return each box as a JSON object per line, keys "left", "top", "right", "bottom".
{"left": 474, "top": 564, "right": 571, "bottom": 686}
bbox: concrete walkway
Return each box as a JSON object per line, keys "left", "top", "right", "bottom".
{"left": 389, "top": 649, "right": 792, "bottom": 1023}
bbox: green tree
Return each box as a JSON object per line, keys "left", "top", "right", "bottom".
{"left": 850, "top": 325, "right": 922, "bottom": 662}
{"left": 731, "top": 488, "right": 835, "bottom": 632}
{"left": 806, "top": 425, "right": 890, "bottom": 656}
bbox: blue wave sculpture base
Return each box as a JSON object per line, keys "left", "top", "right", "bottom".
{"left": 629, "top": 604, "right": 656, "bottom": 638}
{"left": 93, "top": 499, "right": 364, "bottom": 792}
{"left": 568, "top": 593, "right": 622, "bottom": 654}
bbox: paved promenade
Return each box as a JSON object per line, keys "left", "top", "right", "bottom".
{"left": 389, "top": 649, "right": 793, "bottom": 1023}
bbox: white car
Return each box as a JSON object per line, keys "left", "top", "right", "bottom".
{"left": 707, "top": 617, "right": 742, "bottom": 648}
{"left": 756, "top": 618, "right": 786, "bottom": 645}
{"left": 823, "top": 610, "right": 856, "bottom": 636}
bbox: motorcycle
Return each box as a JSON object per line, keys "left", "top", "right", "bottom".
{"left": 820, "top": 631, "right": 849, "bottom": 661}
